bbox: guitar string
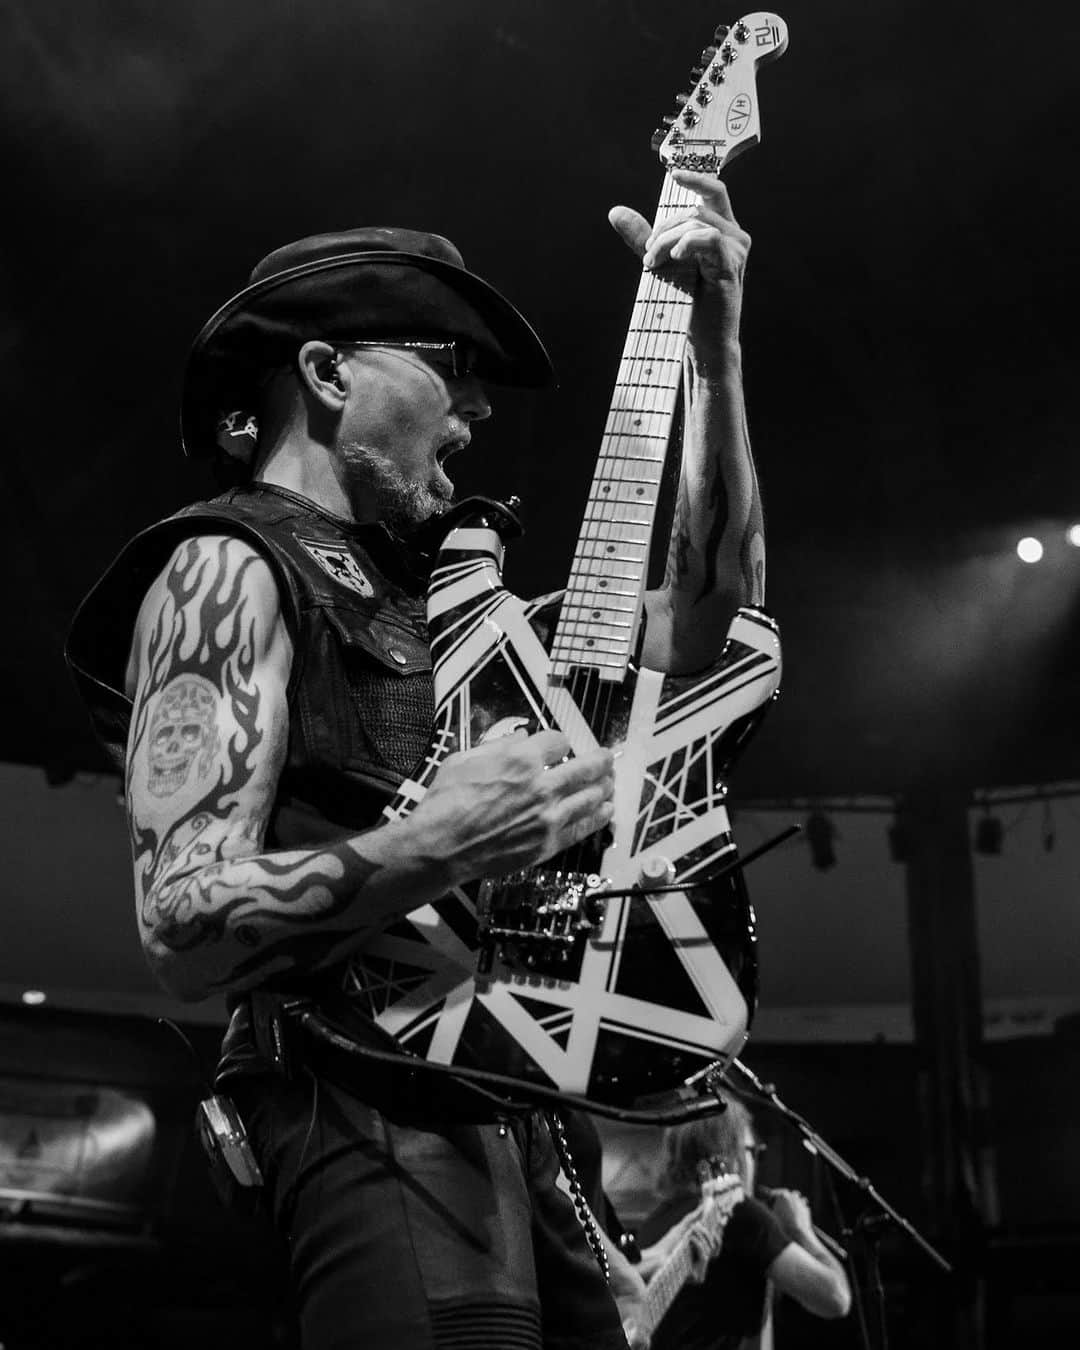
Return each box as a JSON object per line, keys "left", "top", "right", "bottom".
{"left": 549, "top": 176, "right": 696, "bottom": 895}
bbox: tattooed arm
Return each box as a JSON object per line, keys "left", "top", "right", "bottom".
{"left": 610, "top": 170, "right": 765, "bottom": 674}
{"left": 125, "top": 535, "right": 615, "bottom": 1002}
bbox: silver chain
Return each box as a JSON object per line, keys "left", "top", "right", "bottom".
{"left": 546, "top": 1110, "right": 611, "bottom": 1283}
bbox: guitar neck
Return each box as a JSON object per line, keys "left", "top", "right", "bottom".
{"left": 550, "top": 176, "right": 699, "bottom": 682}
{"left": 642, "top": 1229, "right": 701, "bottom": 1334}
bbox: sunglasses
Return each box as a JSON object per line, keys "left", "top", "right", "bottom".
{"left": 335, "top": 338, "right": 480, "bottom": 380}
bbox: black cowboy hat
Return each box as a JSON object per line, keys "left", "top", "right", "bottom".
{"left": 180, "top": 226, "right": 554, "bottom": 458}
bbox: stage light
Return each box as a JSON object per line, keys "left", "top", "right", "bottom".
{"left": 1016, "top": 537, "right": 1043, "bottom": 563}
{"left": 21, "top": 990, "right": 47, "bottom": 1006}
{"left": 1067, "top": 524, "right": 1080, "bottom": 548}
{"left": 805, "top": 811, "right": 837, "bottom": 869}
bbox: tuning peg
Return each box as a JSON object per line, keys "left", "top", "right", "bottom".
{"left": 673, "top": 92, "right": 690, "bottom": 106}
{"left": 713, "top": 23, "right": 729, "bottom": 41}
{"left": 651, "top": 127, "right": 668, "bottom": 151}
{"left": 733, "top": 20, "right": 750, "bottom": 42}
{"left": 661, "top": 113, "right": 678, "bottom": 126}
{"left": 700, "top": 46, "right": 718, "bottom": 63}
{"left": 688, "top": 65, "right": 704, "bottom": 81}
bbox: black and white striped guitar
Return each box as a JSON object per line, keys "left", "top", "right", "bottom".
{"left": 339, "top": 15, "right": 788, "bottom": 1117}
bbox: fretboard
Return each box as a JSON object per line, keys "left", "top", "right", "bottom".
{"left": 640, "top": 1180, "right": 741, "bottom": 1336}
{"left": 642, "top": 1233, "right": 699, "bottom": 1334}
{"left": 549, "top": 176, "right": 699, "bottom": 681}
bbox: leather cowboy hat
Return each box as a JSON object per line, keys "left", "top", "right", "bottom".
{"left": 180, "top": 226, "right": 554, "bottom": 458}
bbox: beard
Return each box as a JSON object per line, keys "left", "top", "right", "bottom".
{"left": 338, "top": 442, "right": 451, "bottom": 531}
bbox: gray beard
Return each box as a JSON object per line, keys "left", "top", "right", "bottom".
{"left": 339, "top": 443, "right": 449, "bottom": 530}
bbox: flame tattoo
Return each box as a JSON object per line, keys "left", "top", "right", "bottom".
{"left": 127, "top": 537, "right": 385, "bottom": 992}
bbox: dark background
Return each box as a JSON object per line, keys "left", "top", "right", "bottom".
{"left": 1, "top": 1, "right": 1079, "bottom": 1346}
{"left": 2, "top": 0, "right": 1078, "bottom": 795}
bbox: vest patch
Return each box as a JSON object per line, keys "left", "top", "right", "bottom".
{"left": 295, "top": 536, "right": 375, "bottom": 597}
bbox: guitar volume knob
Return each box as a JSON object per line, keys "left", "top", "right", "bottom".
{"left": 638, "top": 856, "right": 677, "bottom": 889}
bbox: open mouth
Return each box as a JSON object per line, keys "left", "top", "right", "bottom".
{"left": 435, "top": 437, "right": 468, "bottom": 467}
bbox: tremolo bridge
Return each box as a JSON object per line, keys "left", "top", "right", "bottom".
{"left": 475, "top": 870, "right": 610, "bottom": 979}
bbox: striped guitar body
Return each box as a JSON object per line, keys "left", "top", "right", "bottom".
{"left": 339, "top": 501, "right": 782, "bottom": 1115}
{"left": 337, "top": 14, "right": 789, "bottom": 1115}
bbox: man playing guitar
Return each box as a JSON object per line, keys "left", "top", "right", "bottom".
{"left": 69, "top": 79, "right": 766, "bottom": 1350}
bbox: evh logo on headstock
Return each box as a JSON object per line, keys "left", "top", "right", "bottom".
{"left": 651, "top": 13, "right": 789, "bottom": 176}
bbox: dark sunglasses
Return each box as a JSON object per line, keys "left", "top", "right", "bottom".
{"left": 335, "top": 338, "right": 479, "bottom": 379}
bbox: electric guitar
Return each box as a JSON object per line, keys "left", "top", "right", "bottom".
{"left": 335, "top": 15, "right": 789, "bottom": 1118}
{"left": 639, "top": 1163, "right": 744, "bottom": 1338}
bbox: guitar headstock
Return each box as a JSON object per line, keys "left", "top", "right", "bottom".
{"left": 681, "top": 1157, "right": 744, "bottom": 1281}
{"left": 696, "top": 1154, "right": 744, "bottom": 1206}
{"left": 651, "top": 12, "right": 788, "bottom": 176}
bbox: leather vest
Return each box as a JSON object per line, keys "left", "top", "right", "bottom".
{"left": 67, "top": 482, "right": 436, "bottom": 846}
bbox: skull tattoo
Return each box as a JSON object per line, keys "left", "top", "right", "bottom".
{"left": 147, "top": 677, "right": 221, "bottom": 797}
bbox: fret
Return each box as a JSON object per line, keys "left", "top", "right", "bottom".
{"left": 604, "top": 413, "right": 671, "bottom": 439}
{"left": 627, "top": 318, "right": 693, "bottom": 331}
{"left": 585, "top": 488, "right": 661, "bottom": 504}
{"left": 556, "top": 624, "right": 634, "bottom": 645}
{"left": 548, "top": 645, "right": 623, "bottom": 661}
{"left": 612, "top": 380, "right": 680, "bottom": 392}
{"left": 582, "top": 502, "right": 656, "bottom": 521}
{"left": 595, "top": 451, "right": 666, "bottom": 466}
{"left": 618, "top": 355, "right": 682, "bottom": 371}
{"left": 566, "top": 565, "right": 642, "bottom": 582}
{"left": 551, "top": 639, "right": 628, "bottom": 656}
{"left": 560, "top": 616, "right": 637, "bottom": 631}
{"left": 572, "top": 550, "right": 650, "bottom": 567}
{"left": 566, "top": 585, "right": 639, "bottom": 601}
{"left": 560, "top": 601, "right": 636, "bottom": 618}
{"left": 574, "top": 540, "right": 649, "bottom": 554}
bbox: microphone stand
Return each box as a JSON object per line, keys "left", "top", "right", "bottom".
{"left": 721, "top": 1058, "right": 952, "bottom": 1350}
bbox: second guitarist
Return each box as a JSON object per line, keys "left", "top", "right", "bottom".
{"left": 636, "top": 1095, "right": 852, "bottom": 1350}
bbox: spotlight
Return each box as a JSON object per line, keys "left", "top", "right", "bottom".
{"left": 21, "top": 990, "right": 47, "bottom": 1006}
{"left": 805, "top": 811, "right": 837, "bottom": 869}
{"left": 974, "top": 813, "right": 1003, "bottom": 855}
{"left": 1067, "top": 524, "right": 1080, "bottom": 548}
{"left": 1016, "top": 536, "right": 1043, "bottom": 563}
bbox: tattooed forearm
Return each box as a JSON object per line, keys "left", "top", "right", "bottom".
{"left": 669, "top": 385, "right": 763, "bottom": 611}
{"left": 143, "top": 840, "right": 386, "bottom": 992}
